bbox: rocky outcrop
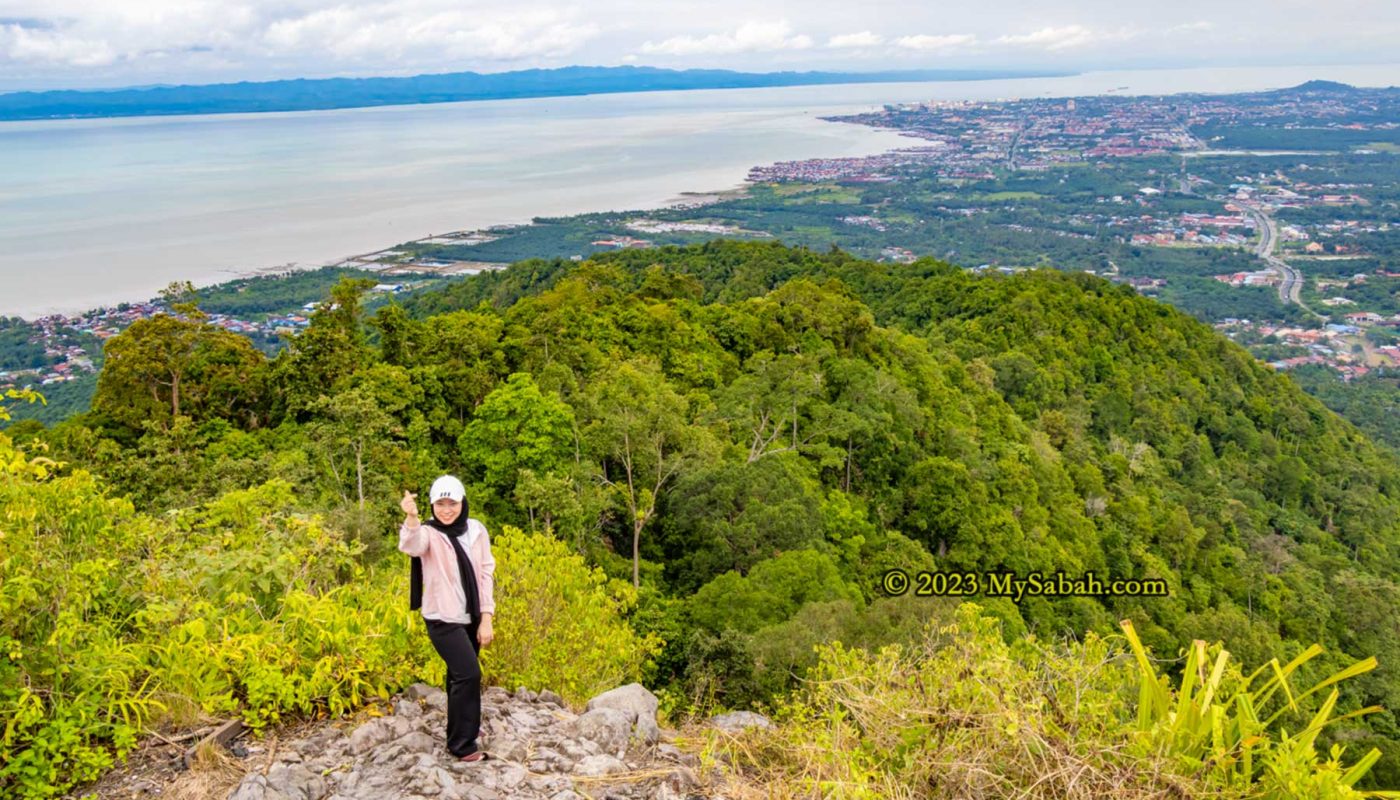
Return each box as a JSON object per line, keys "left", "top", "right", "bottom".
{"left": 225, "top": 684, "right": 709, "bottom": 800}
{"left": 706, "top": 711, "right": 772, "bottom": 734}
{"left": 584, "top": 683, "right": 662, "bottom": 746}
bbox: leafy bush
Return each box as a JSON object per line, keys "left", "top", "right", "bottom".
{"left": 2, "top": 435, "right": 158, "bottom": 796}
{"left": 485, "top": 525, "right": 662, "bottom": 705}
{"left": 709, "top": 604, "right": 1392, "bottom": 800}
{"left": 1119, "top": 618, "right": 1391, "bottom": 798}
{"left": 687, "top": 549, "right": 863, "bottom": 635}
{"left": 0, "top": 432, "right": 654, "bottom": 799}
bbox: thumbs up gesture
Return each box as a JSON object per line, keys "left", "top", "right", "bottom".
{"left": 400, "top": 490, "right": 419, "bottom": 519}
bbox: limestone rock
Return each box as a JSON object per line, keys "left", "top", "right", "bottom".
{"left": 572, "top": 754, "right": 627, "bottom": 777}
{"left": 708, "top": 710, "right": 773, "bottom": 733}
{"left": 264, "top": 763, "right": 328, "bottom": 800}
{"left": 395, "top": 731, "right": 437, "bottom": 754}
{"left": 585, "top": 683, "right": 658, "bottom": 721}
{"left": 348, "top": 719, "right": 394, "bottom": 755}
{"left": 226, "top": 680, "right": 709, "bottom": 800}
{"left": 404, "top": 683, "right": 439, "bottom": 701}
{"left": 228, "top": 777, "right": 268, "bottom": 800}
{"left": 488, "top": 733, "right": 530, "bottom": 763}
{"left": 584, "top": 683, "right": 661, "bottom": 747}
{"left": 634, "top": 714, "right": 661, "bottom": 745}
{"left": 568, "top": 707, "right": 632, "bottom": 755}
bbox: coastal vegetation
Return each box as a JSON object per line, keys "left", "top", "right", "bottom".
{"left": 9, "top": 85, "right": 1400, "bottom": 440}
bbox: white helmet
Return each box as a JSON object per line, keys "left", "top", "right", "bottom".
{"left": 429, "top": 475, "right": 465, "bottom": 503}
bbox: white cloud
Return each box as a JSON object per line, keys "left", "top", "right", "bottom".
{"left": 1, "top": 0, "right": 1398, "bottom": 90}
{"left": 894, "top": 33, "right": 976, "bottom": 51}
{"left": 639, "top": 20, "right": 813, "bottom": 56}
{"left": 0, "top": 1, "right": 266, "bottom": 69}
{"left": 1169, "top": 21, "right": 1215, "bottom": 34}
{"left": 995, "top": 24, "right": 1100, "bottom": 51}
{"left": 0, "top": 21, "right": 117, "bottom": 66}
{"left": 261, "top": 5, "right": 598, "bottom": 62}
{"left": 827, "top": 31, "right": 882, "bottom": 48}
{"left": 0, "top": 1, "right": 599, "bottom": 77}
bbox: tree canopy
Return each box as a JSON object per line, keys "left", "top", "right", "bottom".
{"left": 17, "top": 240, "right": 1400, "bottom": 788}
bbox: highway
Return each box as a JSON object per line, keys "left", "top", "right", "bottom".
{"left": 1240, "top": 203, "right": 1312, "bottom": 312}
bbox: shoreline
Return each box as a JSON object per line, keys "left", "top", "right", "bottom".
{"left": 0, "top": 68, "right": 1075, "bottom": 124}
{"left": 8, "top": 62, "right": 1400, "bottom": 321}
{"left": 2, "top": 81, "right": 920, "bottom": 320}
{"left": 8, "top": 180, "right": 755, "bottom": 323}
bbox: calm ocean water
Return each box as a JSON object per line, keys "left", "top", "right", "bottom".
{"left": 3, "top": 62, "right": 1399, "bottom": 318}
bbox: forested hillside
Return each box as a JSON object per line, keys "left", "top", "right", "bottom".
{"left": 4, "top": 241, "right": 1400, "bottom": 797}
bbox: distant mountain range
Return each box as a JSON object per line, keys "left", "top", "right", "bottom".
{"left": 0, "top": 65, "right": 1072, "bottom": 122}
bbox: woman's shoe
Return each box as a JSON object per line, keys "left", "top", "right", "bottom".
{"left": 459, "top": 750, "right": 488, "bottom": 762}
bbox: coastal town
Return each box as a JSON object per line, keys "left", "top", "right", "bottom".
{"left": 0, "top": 224, "right": 541, "bottom": 397}
{"left": 5, "top": 82, "right": 1399, "bottom": 410}
{"left": 1, "top": 301, "right": 306, "bottom": 391}
{"left": 747, "top": 81, "right": 1400, "bottom": 376}
{"left": 758, "top": 81, "right": 1396, "bottom": 182}
{"left": 1215, "top": 316, "right": 1400, "bottom": 381}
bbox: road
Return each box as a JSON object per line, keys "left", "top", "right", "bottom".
{"left": 1006, "top": 123, "right": 1025, "bottom": 170}
{"left": 1240, "top": 203, "right": 1314, "bottom": 313}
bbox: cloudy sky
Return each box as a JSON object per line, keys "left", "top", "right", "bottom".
{"left": 1, "top": 0, "right": 1397, "bottom": 92}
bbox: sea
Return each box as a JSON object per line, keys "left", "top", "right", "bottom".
{"left": 3, "top": 62, "right": 1399, "bottom": 319}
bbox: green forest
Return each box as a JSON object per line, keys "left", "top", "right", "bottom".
{"left": 4, "top": 241, "right": 1400, "bottom": 798}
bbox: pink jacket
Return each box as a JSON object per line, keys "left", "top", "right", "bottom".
{"left": 399, "top": 518, "right": 496, "bottom": 624}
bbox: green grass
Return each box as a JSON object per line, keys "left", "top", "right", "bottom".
{"left": 784, "top": 189, "right": 864, "bottom": 204}
{"left": 768, "top": 181, "right": 844, "bottom": 197}
{"left": 977, "top": 191, "right": 1045, "bottom": 201}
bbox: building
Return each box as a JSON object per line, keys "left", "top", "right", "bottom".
{"left": 1344, "top": 311, "right": 1385, "bottom": 324}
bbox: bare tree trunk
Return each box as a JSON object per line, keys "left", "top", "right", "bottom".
{"left": 632, "top": 519, "right": 642, "bottom": 589}
{"left": 844, "top": 435, "right": 853, "bottom": 492}
{"left": 621, "top": 431, "right": 641, "bottom": 588}
{"left": 171, "top": 371, "right": 181, "bottom": 419}
{"left": 791, "top": 399, "right": 798, "bottom": 448}
{"left": 355, "top": 442, "right": 365, "bottom": 510}
{"left": 326, "top": 454, "right": 348, "bottom": 505}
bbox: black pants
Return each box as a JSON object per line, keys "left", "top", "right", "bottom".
{"left": 424, "top": 617, "right": 482, "bottom": 757}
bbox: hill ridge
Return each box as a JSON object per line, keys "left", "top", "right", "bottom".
{"left": 0, "top": 65, "right": 1067, "bottom": 121}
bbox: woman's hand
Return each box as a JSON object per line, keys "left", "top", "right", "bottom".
{"left": 400, "top": 490, "right": 419, "bottom": 520}
{"left": 478, "top": 616, "right": 494, "bottom": 648}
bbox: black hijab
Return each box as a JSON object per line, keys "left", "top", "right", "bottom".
{"left": 408, "top": 504, "right": 482, "bottom": 624}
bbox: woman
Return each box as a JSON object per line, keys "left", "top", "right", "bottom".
{"left": 398, "top": 474, "right": 496, "bottom": 762}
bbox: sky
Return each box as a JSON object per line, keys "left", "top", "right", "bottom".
{"left": 1, "top": 0, "right": 1398, "bottom": 92}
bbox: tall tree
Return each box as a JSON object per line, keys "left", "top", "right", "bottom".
{"left": 307, "top": 386, "right": 399, "bottom": 510}
{"left": 93, "top": 284, "right": 266, "bottom": 432}
{"left": 460, "top": 372, "right": 576, "bottom": 512}
{"left": 582, "top": 358, "right": 710, "bottom": 588}
{"left": 273, "top": 277, "right": 376, "bottom": 414}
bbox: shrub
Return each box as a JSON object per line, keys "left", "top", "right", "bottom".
{"left": 484, "top": 525, "right": 662, "bottom": 705}
{"left": 0, "top": 429, "right": 655, "bottom": 799}
{"left": 708, "top": 603, "right": 1392, "bottom": 800}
